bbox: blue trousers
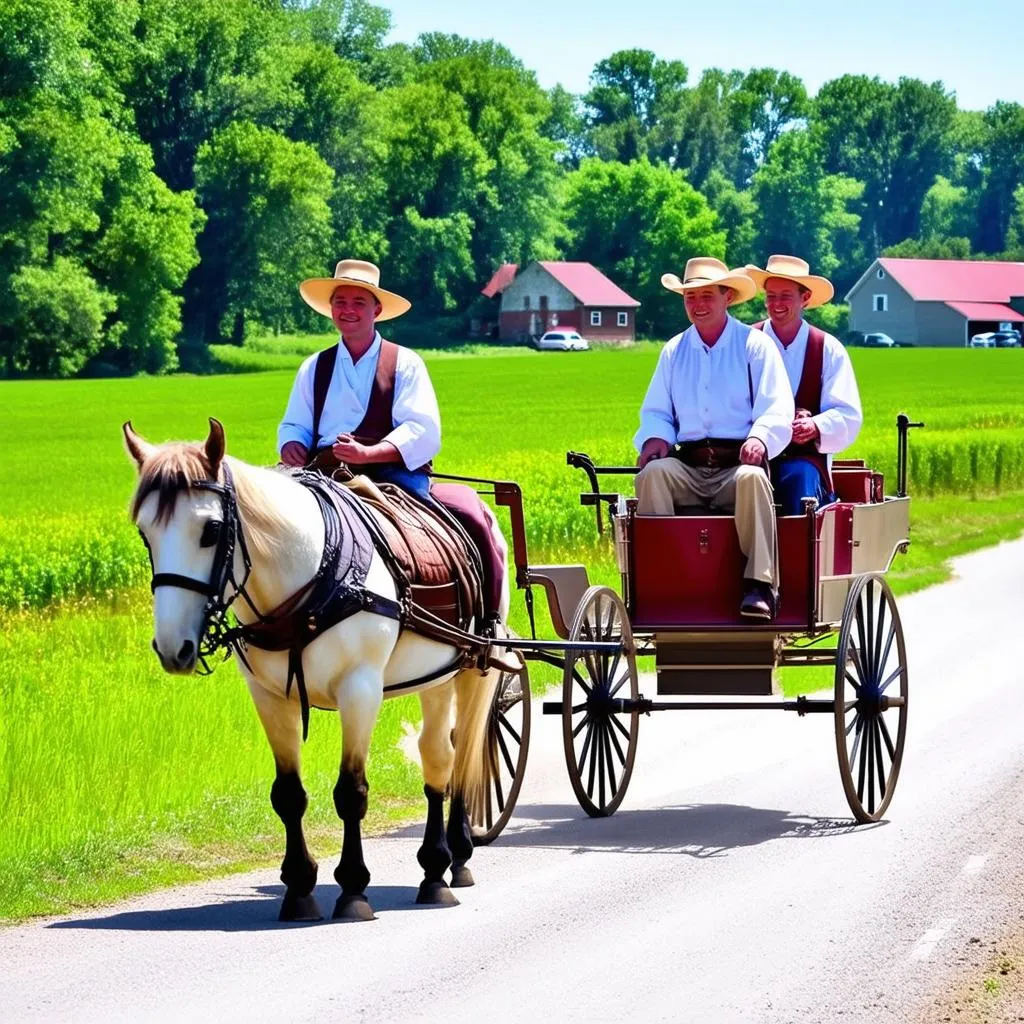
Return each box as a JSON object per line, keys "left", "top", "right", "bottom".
{"left": 775, "top": 459, "right": 833, "bottom": 517}
{"left": 361, "top": 463, "right": 432, "bottom": 501}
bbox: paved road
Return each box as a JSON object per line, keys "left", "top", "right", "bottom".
{"left": 3, "top": 539, "right": 1024, "bottom": 1024}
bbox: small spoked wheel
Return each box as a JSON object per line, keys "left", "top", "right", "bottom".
{"left": 470, "top": 661, "right": 531, "bottom": 845}
{"left": 562, "top": 586, "right": 639, "bottom": 817}
{"left": 835, "top": 573, "right": 908, "bottom": 823}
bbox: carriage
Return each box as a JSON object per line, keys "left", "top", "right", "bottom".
{"left": 464, "top": 414, "right": 923, "bottom": 842}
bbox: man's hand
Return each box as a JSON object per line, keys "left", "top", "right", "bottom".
{"left": 790, "top": 412, "right": 820, "bottom": 446}
{"left": 739, "top": 437, "right": 767, "bottom": 465}
{"left": 280, "top": 441, "right": 308, "bottom": 467}
{"left": 638, "top": 438, "right": 671, "bottom": 468}
{"left": 332, "top": 433, "right": 371, "bottom": 465}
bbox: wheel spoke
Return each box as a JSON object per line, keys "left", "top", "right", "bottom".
{"left": 586, "top": 721, "right": 599, "bottom": 798}
{"left": 878, "top": 619, "right": 897, "bottom": 678}
{"left": 603, "top": 726, "right": 618, "bottom": 798}
{"left": 577, "top": 718, "right": 595, "bottom": 777}
{"left": 878, "top": 714, "right": 897, "bottom": 761}
{"left": 606, "top": 714, "right": 627, "bottom": 765}
{"left": 872, "top": 590, "right": 888, "bottom": 684}
{"left": 571, "top": 701, "right": 589, "bottom": 714}
{"left": 865, "top": 580, "right": 876, "bottom": 681}
{"left": 495, "top": 722, "right": 517, "bottom": 778}
{"left": 596, "top": 723, "right": 606, "bottom": 806}
{"left": 879, "top": 663, "right": 903, "bottom": 695}
{"left": 609, "top": 667, "right": 631, "bottom": 698}
{"left": 496, "top": 712, "right": 522, "bottom": 746}
{"left": 610, "top": 712, "right": 632, "bottom": 743}
{"left": 853, "top": 716, "right": 867, "bottom": 790}
{"left": 844, "top": 669, "right": 862, "bottom": 692}
{"left": 866, "top": 718, "right": 877, "bottom": 814}
{"left": 572, "top": 713, "right": 591, "bottom": 738}
{"left": 873, "top": 718, "right": 889, "bottom": 799}
{"left": 855, "top": 598, "right": 871, "bottom": 684}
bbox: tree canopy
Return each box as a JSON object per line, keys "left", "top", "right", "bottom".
{"left": 1, "top": 6, "right": 1020, "bottom": 375}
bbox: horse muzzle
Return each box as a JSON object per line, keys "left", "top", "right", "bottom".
{"left": 152, "top": 636, "right": 198, "bottom": 674}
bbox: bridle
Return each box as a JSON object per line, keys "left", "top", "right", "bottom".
{"left": 139, "top": 463, "right": 255, "bottom": 674}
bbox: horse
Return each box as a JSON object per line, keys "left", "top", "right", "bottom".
{"left": 123, "top": 418, "right": 509, "bottom": 922}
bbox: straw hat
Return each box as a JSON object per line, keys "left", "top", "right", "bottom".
{"left": 661, "top": 257, "right": 757, "bottom": 306}
{"left": 743, "top": 255, "right": 834, "bottom": 309}
{"left": 299, "top": 259, "right": 411, "bottom": 322}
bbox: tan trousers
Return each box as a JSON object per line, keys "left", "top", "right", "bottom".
{"left": 634, "top": 458, "right": 778, "bottom": 586}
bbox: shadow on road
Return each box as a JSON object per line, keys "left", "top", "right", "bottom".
{"left": 446, "top": 802, "right": 884, "bottom": 858}
{"left": 47, "top": 883, "right": 432, "bottom": 933}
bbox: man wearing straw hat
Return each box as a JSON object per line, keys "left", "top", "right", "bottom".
{"left": 278, "top": 259, "right": 439, "bottom": 501}
{"left": 744, "top": 255, "right": 862, "bottom": 516}
{"left": 634, "top": 257, "right": 793, "bottom": 620}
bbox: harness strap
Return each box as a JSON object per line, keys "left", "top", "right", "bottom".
{"left": 150, "top": 573, "right": 214, "bottom": 596}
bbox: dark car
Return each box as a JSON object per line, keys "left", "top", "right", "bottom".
{"left": 993, "top": 330, "right": 1022, "bottom": 348}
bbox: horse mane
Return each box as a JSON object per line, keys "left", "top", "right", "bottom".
{"left": 130, "top": 444, "right": 294, "bottom": 561}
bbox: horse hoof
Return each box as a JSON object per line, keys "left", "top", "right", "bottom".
{"left": 332, "top": 894, "right": 376, "bottom": 922}
{"left": 450, "top": 864, "right": 475, "bottom": 888}
{"left": 417, "top": 880, "right": 459, "bottom": 906}
{"left": 279, "top": 892, "right": 323, "bottom": 922}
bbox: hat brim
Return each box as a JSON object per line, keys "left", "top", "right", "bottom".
{"left": 299, "top": 277, "right": 411, "bottom": 322}
{"left": 661, "top": 271, "right": 757, "bottom": 306}
{"left": 744, "top": 267, "right": 834, "bottom": 309}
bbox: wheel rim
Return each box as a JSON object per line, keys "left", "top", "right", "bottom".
{"left": 563, "top": 586, "right": 639, "bottom": 818}
{"left": 470, "top": 663, "right": 531, "bottom": 845}
{"left": 834, "top": 574, "right": 908, "bottom": 823}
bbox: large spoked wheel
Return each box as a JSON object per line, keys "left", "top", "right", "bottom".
{"left": 835, "top": 572, "right": 908, "bottom": 823}
{"left": 470, "top": 661, "right": 531, "bottom": 845}
{"left": 562, "top": 586, "right": 639, "bottom": 818}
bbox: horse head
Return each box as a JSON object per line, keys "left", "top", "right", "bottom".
{"left": 124, "top": 418, "right": 234, "bottom": 674}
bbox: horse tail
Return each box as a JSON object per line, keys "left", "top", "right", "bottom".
{"left": 451, "top": 664, "right": 500, "bottom": 816}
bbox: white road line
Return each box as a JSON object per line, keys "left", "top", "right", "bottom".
{"left": 962, "top": 855, "right": 988, "bottom": 876}
{"left": 911, "top": 919, "right": 954, "bottom": 961}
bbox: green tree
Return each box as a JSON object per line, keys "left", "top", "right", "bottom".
{"left": 752, "top": 130, "right": 864, "bottom": 293}
{"left": 730, "top": 68, "right": 808, "bottom": 181}
{"left": 975, "top": 102, "right": 1024, "bottom": 253}
{"left": 562, "top": 159, "right": 725, "bottom": 336}
{"left": 701, "top": 170, "right": 758, "bottom": 269}
{"left": 193, "top": 122, "right": 334, "bottom": 341}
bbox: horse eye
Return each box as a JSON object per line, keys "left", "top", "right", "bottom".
{"left": 199, "top": 520, "right": 223, "bottom": 548}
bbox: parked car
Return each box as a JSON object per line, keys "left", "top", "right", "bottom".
{"left": 969, "top": 332, "right": 997, "bottom": 348}
{"left": 993, "top": 329, "right": 1022, "bottom": 348}
{"left": 861, "top": 332, "right": 897, "bottom": 348}
{"left": 535, "top": 330, "right": 590, "bottom": 351}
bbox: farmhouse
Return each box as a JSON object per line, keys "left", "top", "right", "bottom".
{"left": 846, "top": 257, "right": 1024, "bottom": 347}
{"left": 482, "top": 261, "right": 641, "bottom": 343}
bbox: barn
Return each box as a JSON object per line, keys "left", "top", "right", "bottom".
{"left": 482, "top": 261, "right": 640, "bottom": 343}
{"left": 846, "top": 258, "right": 1024, "bottom": 347}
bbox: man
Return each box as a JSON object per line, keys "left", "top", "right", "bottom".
{"left": 744, "top": 255, "right": 863, "bottom": 516}
{"left": 635, "top": 257, "right": 794, "bottom": 620}
{"left": 278, "top": 259, "right": 439, "bottom": 501}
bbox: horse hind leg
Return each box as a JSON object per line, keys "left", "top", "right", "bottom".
{"left": 271, "top": 766, "right": 322, "bottom": 922}
{"left": 416, "top": 683, "right": 459, "bottom": 906}
{"left": 447, "top": 665, "right": 501, "bottom": 889}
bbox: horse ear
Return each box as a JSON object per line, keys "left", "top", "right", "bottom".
{"left": 123, "top": 421, "right": 155, "bottom": 469}
{"left": 204, "top": 417, "right": 226, "bottom": 476}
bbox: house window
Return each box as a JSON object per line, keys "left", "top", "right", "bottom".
{"left": 617, "top": 311, "right": 628, "bottom": 327}
{"left": 590, "top": 311, "right": 602, "bottom": 327}
{"left": 873, "top": 294, "right": 888, "bottom": 313}
{"left": 523, "top": 296, "right": 530, "bottom": 310}
{"left": 876, "top": 268, "right": 886, "bottom": 280}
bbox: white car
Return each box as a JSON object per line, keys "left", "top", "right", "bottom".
{"left": 535, "top": 330, "right": 590, "bottom": 351}
{"left": 969, "top": 332, "right": 997, "bottom": 348}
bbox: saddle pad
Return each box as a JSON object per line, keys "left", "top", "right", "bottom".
{"left": 345, "top": 475, "right": 483, "bottom": 626}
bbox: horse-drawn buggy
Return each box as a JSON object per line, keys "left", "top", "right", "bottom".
{"left": 468, "top": 414, "right": 922, "bottom": 836}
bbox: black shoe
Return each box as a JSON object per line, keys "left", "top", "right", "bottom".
{"left": 740, "top": 581, "right": 775, "bottom": 620}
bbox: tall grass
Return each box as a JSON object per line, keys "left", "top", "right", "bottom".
{"left": 2, "top": 348, "right": 1023, "bottom": 611}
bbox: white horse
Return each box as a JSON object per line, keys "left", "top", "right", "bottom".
{"left": 124, "top": 418, "right": 508, "bottom": 922}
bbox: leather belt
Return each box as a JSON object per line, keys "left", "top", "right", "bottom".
{"left": 672, "top": 439, "right": 744, "bottom": 470}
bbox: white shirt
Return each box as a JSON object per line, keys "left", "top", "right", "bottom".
{"left": 634, "top": 316, "right": 794, "bottom": 458}
{"left": 762, "top": 320, "right": 863, "bottom": 455}
{"left": 277, "top": 332, "right": 441, "bottom": 471}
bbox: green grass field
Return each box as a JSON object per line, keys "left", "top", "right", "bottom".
{"left": 3, "top": 343, "right": 1024, "bottom": 920}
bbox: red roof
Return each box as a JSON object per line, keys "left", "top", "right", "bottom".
{"left": 481, "top": 263, "right": 518, "bottom": 298}
{"left": 538, "top": 262, "right": 640, "bottom": 307}
{"left": 877, "top": 258, "right": 1024, "bottom": 301}
{"left": 945, "top": 301, "right": 1024, "bottom": 322}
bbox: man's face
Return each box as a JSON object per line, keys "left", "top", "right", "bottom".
{"left": 330, "top": 285, "right": 381, "bottom": 335}
{"left": 682, "top": 285, "right": 731, "bottom": 332}
{"left": 764, "top": 278, "right": 811, "bottom": 330}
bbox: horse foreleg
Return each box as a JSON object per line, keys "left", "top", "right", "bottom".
{"left": 416, "top": 683, "right": 459, "bottom": 906}
{"left": 248, "top": 681, "right": 321, "bottom": 922}
{"left": 332, "top": 667, "right": 382, "bottom": 922}
{"left": 271, "top": 765, "right": 322, "bottom": 922}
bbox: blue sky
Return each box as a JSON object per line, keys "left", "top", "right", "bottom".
{"left": 382, "top": 0, "right": 1021, "bottom": 111}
